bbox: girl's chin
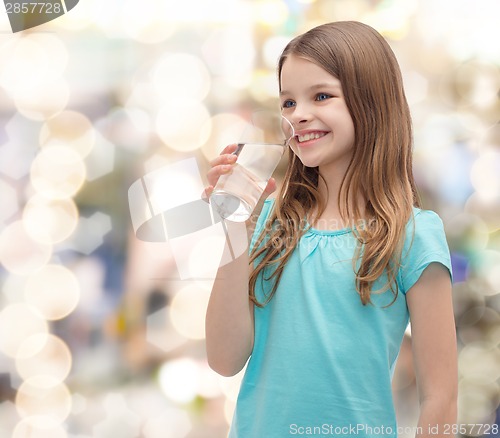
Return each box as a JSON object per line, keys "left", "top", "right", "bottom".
{"left": 291, "top": 148, "right": 316, "bottom": 166}
{"left": 295, "top": 156, "right": 320, "bottom": 169}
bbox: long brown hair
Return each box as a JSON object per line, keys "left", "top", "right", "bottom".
{"left": 249, "top": 21, "right": 421, "bottom": 307}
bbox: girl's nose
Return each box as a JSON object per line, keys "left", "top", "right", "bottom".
{"left": 289, "top": 104, "right": 312, "bottom": 125}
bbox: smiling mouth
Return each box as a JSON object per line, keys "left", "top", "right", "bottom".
{"left": 296, "top": 132, "right": 328, "bottom": 143}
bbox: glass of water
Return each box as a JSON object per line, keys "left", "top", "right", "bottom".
{"left": 210, "top": 111, "right": 294, "bottom": 222}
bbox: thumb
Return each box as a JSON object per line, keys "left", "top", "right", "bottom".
{"left": 263, "top": 177, "right": 277, "bottom": 197}
{"left": 248, "top": 178, "right": 277, "bottom": 224}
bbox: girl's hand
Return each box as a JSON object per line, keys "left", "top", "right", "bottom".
{"left": 203, "top": 144, "right": 239, "bottom": 200}
{"left": 202, "top": 144, "right": 277, "bottom": 204}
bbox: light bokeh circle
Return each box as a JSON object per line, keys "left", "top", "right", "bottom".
{"left": 169, "top": 284, "right": 210, "bottom": 340}
{"left": 13, "top": 416, "right": 68, "bottom": 438}
{"left": 15, "top": 377, "right": 72, "bottom": 424}
{"left": 22, "top": 195, "right": 79, "bottom": 245}
{"left": 0, "top": 303, "right": 49, "bottom": 358}
{"left": 158, "top": 358, "right": 200, "bottom": 404}
{"left": 14, "top": 75, "right": 70, "bottom": 121}
{"left": 155, "top": 99, "right": 211, "bottom": 152}
{"left": 0, "top": 221, "right": 52, "bottom": 276}
{"left": 30, "top": 146, "right": 86, "bottom": 200}
{"left": 24, "top": 264, "right": 80, "bottom": 321}
{"left": 152, "top": 53, "right": 211, "bottom": 101}
{"left": 16, "top": 334, "right": 72, "bottom": 384}
{"left": 39, "top": 110, "right": 95, "bottom": 159}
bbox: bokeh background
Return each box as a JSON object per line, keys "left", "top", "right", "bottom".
{"left": 0, "top": 0, "right": 499, "bottom": 437}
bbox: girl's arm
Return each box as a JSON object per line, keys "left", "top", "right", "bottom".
{"left": 204, "top": 144, "right": 276, "bottom": 376}
{"left": 406, "top": 262, "right": 458, "bottom": 437}
{"left": 205, "top": 220, "right": 256, "bottom": 377}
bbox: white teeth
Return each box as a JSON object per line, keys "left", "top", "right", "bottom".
{"left": 297, "top": 132, "right": 325, "bottom": 143}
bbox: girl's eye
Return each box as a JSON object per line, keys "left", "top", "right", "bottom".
{"left": 316, "top": 93, "right": 332, "bottom": 101}
{"left": 281, "top": 100, "right": 295, "bottom": 109}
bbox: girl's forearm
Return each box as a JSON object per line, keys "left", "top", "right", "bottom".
{"left": 415, "top": 398, "right": 457, "bottom": 437}
{"left": 205, "top": 221, "right": 254, "bottom": 377}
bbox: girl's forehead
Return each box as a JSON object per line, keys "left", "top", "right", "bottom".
{"left": 280, "top": 55, "right": 342, "bottom": 90}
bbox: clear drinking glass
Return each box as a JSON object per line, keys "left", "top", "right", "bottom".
{"left": 210, "top": 111, "right": 294, "bottom": 222}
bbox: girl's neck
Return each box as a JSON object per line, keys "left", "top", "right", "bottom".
{"left": 311, "top": 167, "right": 365, "bottom": 231}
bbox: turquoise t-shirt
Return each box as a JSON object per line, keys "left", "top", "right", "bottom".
{"left": 228, "top": 199, "right": 452, "bottom": 438}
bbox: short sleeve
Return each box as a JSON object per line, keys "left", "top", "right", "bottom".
{"left": 398, "top": 209, "right": 453, "bottom": 295}
{"left": 249, "top": 198, "right": 275, "bottom": 253}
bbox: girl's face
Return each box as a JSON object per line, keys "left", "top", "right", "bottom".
{"left": 280, "top": 55, "right": 355, "bottom": 173}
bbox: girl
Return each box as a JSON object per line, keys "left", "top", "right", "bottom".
{"left": 205, "top": 21, "right": 457, "bottom": 437}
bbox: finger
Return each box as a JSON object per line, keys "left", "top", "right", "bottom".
{"left": 201, "top": 185, "right": 213, "bottom": 203}
{"left": 263, "top": 177, "right": 277, "bottom": 196}
{"left": 248, "top": 178, "right": 277, "bottom": 223}
{"left": 220, "top": 143, "right": 238, "bottom": 155}
{"left": 209, "top": 144, "right": 238, "bottom": 167}
{"left": 207, "top": 146, "right": 238, "bottom": 186}
{"left": 207, "top": 163, "right": 235, "bottom": 187}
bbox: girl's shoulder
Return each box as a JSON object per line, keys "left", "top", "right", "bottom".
{"left": 406, "top": 206, "right": 446, "bottom": 235}
{"left": 404, "top": 206, "right": 449, "bottom": 253}
{"left": 399, "top": 206, "right": 452, "bottom": 294}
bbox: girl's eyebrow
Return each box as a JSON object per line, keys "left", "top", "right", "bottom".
{"left": 309, "top": 83, "right": 342, "bottom": 91}
{"left": 280, "top": 82, "right": 342, "bottom": 96}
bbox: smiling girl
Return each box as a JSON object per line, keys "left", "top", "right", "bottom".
{"left": 205, "top": 21, "right": 457, "bottom": 437}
